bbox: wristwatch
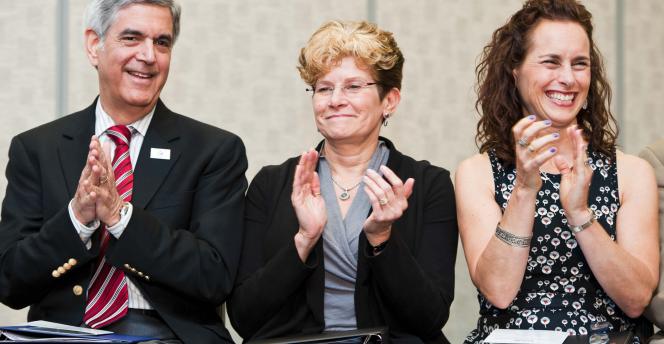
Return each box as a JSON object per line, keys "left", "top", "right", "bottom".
{"left": 568, "top": 208, "right": 596, "bottom": 234}
{"left": 370, "top": 240, "right": 388, "bottom": 256}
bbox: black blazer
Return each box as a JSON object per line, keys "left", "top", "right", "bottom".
{"left": 0, "top": 99, "right": 247, "bottom": 344}
{"left": 228, "top": 138, "right": 458, "bottom": 343}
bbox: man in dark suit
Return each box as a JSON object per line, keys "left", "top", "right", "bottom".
{"left": 0, "top": 1, "right": 247, "bottom": 343}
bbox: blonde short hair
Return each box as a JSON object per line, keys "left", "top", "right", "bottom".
{"left": 297, "top": 20, "right": 404, "bottom": 99}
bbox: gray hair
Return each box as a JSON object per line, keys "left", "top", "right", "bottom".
{"left": 85, "top": 0, "right": 181, "bottom": 46}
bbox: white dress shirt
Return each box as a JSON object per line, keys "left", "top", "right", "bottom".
{"left": 67, "top": 100, "right": 155, "bottom": 309}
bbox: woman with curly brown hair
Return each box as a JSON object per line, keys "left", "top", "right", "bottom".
{"left": 456, "top": 0, "right": 658, "bottom": 342}
{"left": 228, "top": 20, "right": 458, "bottom": 343}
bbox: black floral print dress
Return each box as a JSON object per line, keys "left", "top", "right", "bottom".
{"left": 464, "top": 149, "right": 640, "bottom": 344}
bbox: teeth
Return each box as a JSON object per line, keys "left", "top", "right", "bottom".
{"left": 129, "top": 71, "right": 151, "bottom": 78}
{"left": 547, "top": 92, "right": 574, "bottom": 101}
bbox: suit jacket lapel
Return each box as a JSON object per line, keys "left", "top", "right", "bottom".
{"left": 58, "top": 101, "right": 97, "bottom": 197}
{"left": 132, "top": 100, "right": 181, "bottom": 209}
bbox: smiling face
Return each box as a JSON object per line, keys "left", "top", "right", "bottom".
{"left": 85, "top": 3, "right": 173, "bottom": 119}
{"left": 312, "top": 57, "right": 399, "bottom": 145}
{"left": 513, "top": 19, "right": 591, "bottom": 128}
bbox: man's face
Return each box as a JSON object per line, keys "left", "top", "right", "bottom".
{"left": 86, "top": 3, "right": 173, "bottom": 116}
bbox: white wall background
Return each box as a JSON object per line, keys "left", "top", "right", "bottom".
{"left": 1, "top": 1, "right": 663, "bottom": 343}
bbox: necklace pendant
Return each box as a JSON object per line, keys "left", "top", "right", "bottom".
{"left": 331, "top": 175, "right": 360, "bottom": 201}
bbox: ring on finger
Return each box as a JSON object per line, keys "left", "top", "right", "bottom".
{"left": 379, "top": 198, "right": 389, "bottom": 206}
{"left": 99, "top": 175, "right": 109, "bottom": 184}
{"left": 518, "top": 137, "right": 529, "bottom": 148}
{"left": 584, "top": 158, "right": 591, "bottom": 166}
{"left": 527, "top": 145, "right": 535, "bottom": 153}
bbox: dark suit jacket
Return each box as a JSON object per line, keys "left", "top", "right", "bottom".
{"left": 0, "top": 99, "right": 248, "bottom": 344}
{"left": 228, "top": 138, "right": 458, "bottom": 343}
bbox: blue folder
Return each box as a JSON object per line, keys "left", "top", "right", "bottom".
{"left": 0, "top": 323, "right": 157, "bottom": 343}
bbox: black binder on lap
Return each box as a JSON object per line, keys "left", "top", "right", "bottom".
{"left": 248, "top": 327, "right": 386, "bottom": 344}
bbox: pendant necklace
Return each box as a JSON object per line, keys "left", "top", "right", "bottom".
{"left": 330, "top": 176, "right": 361, "bottom": 201}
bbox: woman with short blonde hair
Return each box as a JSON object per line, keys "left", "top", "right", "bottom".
{"left": 229, "top": 20, "right": 458, "bottom": 343}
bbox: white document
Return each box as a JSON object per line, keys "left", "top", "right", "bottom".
{"left": 484, "top": 329, "right": 568, "bottom": 344}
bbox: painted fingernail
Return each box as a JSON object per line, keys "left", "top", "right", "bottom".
{"left": 544, "top": 120, "right": 552, "bottom": 125}
{"left": 527, "top": 115, "right": 536, "bottom": 120}
{"left": 553, "top": 133, "right": 560, "bottom": 138}
{"left": 550, "top": 147, "right": 557, "bottom": 153}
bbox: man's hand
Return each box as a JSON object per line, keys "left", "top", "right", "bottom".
{"left": 71, "top": 137, "right": 101, "bottom": 224}
{"left": 88, "top": 137, "right": 124, "bottom": 227}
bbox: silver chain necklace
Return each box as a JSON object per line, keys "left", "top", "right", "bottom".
{"left": 330, "top": 176, "right": 362, "bottom": 201}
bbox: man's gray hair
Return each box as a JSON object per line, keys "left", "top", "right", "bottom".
{"left": 85, "top": 0, "right": 181, "bottom": 45}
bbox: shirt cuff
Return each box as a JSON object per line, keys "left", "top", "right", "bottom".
{"left": 107, "top": 202, "right": 133, "bottom": 239}
{"left": 68, "top": 199, "right": 100, "bottom": 248}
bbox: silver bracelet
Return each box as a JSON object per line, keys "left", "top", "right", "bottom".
{"left": 567, "top": 208, "right": 596, "bottom": 234}
{"left": 495, "top": 223, "right": 532, "bottom": 248}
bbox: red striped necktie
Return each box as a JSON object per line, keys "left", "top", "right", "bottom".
{"left": 83, "top": 125, "right": 133, "bottom": 328}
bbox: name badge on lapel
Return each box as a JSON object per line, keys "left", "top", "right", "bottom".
{"left": 150, "top": 148, "right": 171, "bottom": 160}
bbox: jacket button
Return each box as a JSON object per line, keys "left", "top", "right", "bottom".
{"left": 124, "top": 263, "right": 131, "bottom": 269}
{"left": 73, "top": 285, "right": 83, "bottom": 296}
{"left": 57, "top": 266, "right": 66, "bottom": 274}
{"left": 68, "top": 258, "right": 78, "bottom": 266}
{"left": 52, "top": 270, "right": 61, "bottom": 278}
{"left": 63, "top": 262, "right": 72, "bottom": 270}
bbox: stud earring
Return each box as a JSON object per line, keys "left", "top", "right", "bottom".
{"left": 582, "top": 99, "right": 588, "bottom": 110}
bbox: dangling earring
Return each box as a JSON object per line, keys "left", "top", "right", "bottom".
{"left": 582, "top": 99, "right": 588, "bottom": 110}
{"left": 382, "top": 113, "right": 390, "bottom": 127}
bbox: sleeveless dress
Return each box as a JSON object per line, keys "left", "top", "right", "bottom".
{"left": 464, "top": 149, "right": 640, "bottom": 344}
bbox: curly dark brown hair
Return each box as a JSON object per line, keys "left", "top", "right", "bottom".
{"left": 475, "top": 0, "right": 617, "bottom": 164}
